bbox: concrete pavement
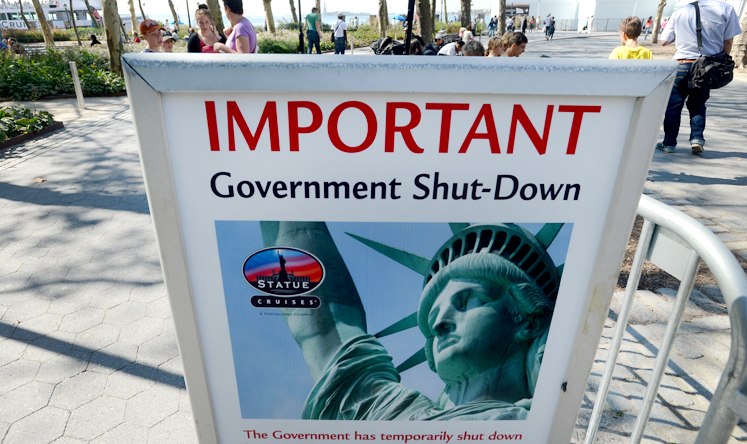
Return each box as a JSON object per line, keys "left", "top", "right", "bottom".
{"left": 2, "top": 39, "right": 747, "bottom": 442}
{"left": 0, "top": 98, "right": 197, "bottom": 443}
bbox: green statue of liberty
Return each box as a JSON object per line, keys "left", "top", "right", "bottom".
{"left": 260, "top": 222, "right": 563, "bottom": 420}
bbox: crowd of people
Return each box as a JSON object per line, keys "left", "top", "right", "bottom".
{"left": 135, "top": 0, "right": 257, "bottom": 53}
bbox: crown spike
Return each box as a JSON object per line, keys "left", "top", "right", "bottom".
{"left": 374, "top": 312, "right": 418, "bottom": 338}
{"left": 535, "top": 223, "right": 564, "bottom": 249}
{"left": 556, "top": 263, "right": 564, "bottom": 277}
{"left": 449, "top": 223, "right": 470, "bottom": 234}
{"left": 346, "top": 233, "right": 431, "bottom": 276}
{"left": 395, "top": 348, "right": 427, "bottom": 373}
{"left": 259, "top": 222, "right": 279, "bottom": 247}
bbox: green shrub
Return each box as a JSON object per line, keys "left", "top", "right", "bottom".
{"left": 0, "top": 48, "right": 125, "bottom": 101}
{"left": 0, "top": 105, "right": 56, "bottom": 142}
{"left": 258, "top": 37, "right": 298, "bottom": 54}
{"left": 277, "top": 22, "right": 300, "bottom": 31}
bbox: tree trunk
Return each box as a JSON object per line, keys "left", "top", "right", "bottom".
{"left": 137, "top": 0, "right": 146, "bottom": 20}
{"left": 315, "top": 0, "right": 321, "bottom": 17}
{"left": 378, "top": 0, "right": 388, "bottom": 38}
{"left": 119, "top": 18, "right": 129, "bottom": 42}
{"left": 651, "top": 0, "right": 666, "bottom": 44}
{"left": 289, "top": 0, "right": 297, "bottom": 24}
{"left": 102, "top": 0, "right": 124, "bottom": 76}
{"left": 415, "top": 0, "right": 432, "bottom": 40}
{"left": 18, "top": 0, "right": 34, "bottom": 30}
{"left": 30, "top": 0, "right": 55, "bottom": 49}
{"left": 166, "top": 0, "right": 179, "bottom": 30}
{"left": 731, "top": 5, "right": 747, "bottom": 68}
{"left": 66, "top": 2, "right": 82, "bottom": 45}
{"left": 127, "top": 0, "right": 138, "bottom": 38}
{"left": 460, "top": 0, "right": 470, "bottom": 28}
{"left": 430, "top": 0, "right": 436, "bottom": 33}
{"left": 206, "top": 0, "right": 225, "bottom": 35}
{"left": 82, "top": 0, "right": 101, "bottom": 28}
{"left": 498, "top": 0, "right": 505, "bottom": 35}
{"left": 441, "top": 0, "right": 446, "bottom": 23}
{"left": 262, "top": 0, "right": 275, "bottom": 33}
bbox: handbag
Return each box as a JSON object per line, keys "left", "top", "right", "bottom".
{"left": 688, "top": 2, "right": 734, "bottom": 90}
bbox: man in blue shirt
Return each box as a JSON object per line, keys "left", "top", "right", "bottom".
{"left": 656, "top": 0, "right": 742, "bottom": 154}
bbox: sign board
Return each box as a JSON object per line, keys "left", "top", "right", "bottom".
{"left": 123, "top": 55, "right": 676, "bottom": 444}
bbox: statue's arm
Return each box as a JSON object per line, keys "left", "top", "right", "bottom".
{"left": 261, "top": 222, "right": 367, "bottom": 381}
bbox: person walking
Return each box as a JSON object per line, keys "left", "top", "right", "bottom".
{"left": 656, "top": 0, "right": 742, "bottom": 154}
{"left": 643, "top": 16, "right": 653, "bottom": 40}
{"left": 521, "top": 15, "right": 527, "bottom": 33}
{"left": 545, "top": 16, "right": 555, "bottom": 40}
{"left": 305, "top": 7, "right": 322, "bottom": 54}
{"left": 332, "top": 12, "right": 347, "bottom": 54}
{"left": 587, "top": 15, "right": 594, "bottom": 34}
{"left": 544, "top": 14, "right": 552, "bottom": 38}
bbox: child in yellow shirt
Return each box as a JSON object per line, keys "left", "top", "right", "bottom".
{"left": 609, "top": 16, "right": 653, "bottom": 59}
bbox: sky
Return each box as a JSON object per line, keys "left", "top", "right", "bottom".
{"left": 123, "top": 0, "right": 495, "bottom": 22}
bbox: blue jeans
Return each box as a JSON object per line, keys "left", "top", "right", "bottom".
{"left": 307, "top": 31, "right": 321, "bottom": 54}
{"left": 334, "top": 37, "right": 345, "bottom": 54}
{"left": 662, "top": 62, "right": 710, "bottom": 147}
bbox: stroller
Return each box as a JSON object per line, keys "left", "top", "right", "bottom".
{"left": 372, "top": 34, "right": 424, "bottom": 55}
{"left": 371, "top": 36, "right": 406, "bottom": 55}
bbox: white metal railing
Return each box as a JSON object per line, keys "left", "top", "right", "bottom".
{"left": 585, "top": 194, "right": 747, "bottom": 443}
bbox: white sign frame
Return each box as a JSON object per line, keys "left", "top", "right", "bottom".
{"left": 123, "top": 54, "right": 676, "bottom": 444}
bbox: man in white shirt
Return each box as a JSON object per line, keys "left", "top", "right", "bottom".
{"left": 656, "top": 0, "right": 742, "bottom": 154}
{"left": 437, "top": 39, "right": 464, "bottom": 56}
{"left": 332, "top": 12, "right": 348, "bottom": 54}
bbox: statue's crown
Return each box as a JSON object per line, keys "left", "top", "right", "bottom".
{"left": 424, "top": 224, "right": 562, "bottom": 301}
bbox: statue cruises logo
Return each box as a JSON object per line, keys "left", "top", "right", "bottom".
{"left": 243, "top": 247, "right": 324, "bottom": 308}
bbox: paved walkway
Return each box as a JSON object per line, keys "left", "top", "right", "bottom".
{"left": 1, "top": 41, "right": 747, "bottom": 442}
{"left": 0, "top": 98, "right": 196, "bottom": 443}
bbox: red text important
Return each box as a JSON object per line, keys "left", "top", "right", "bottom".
{"left": 205, "top": 101, "right": 601, "bottom": 155}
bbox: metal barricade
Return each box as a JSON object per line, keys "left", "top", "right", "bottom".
{"left": 585, "top": 194, "right": 747, "bottom": 444}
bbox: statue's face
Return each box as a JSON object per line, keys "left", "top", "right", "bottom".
{"left": 428, "top": 279, "right": 521, "bottom": 384}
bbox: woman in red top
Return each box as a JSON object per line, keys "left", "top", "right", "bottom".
{"left": 187, "top": 4, "right": 226, "bottom": 53}
{"left": 643, "top": 16, "right": 653, "bottom": 40}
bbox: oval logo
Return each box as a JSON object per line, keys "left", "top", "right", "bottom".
{"left": 243, "top": 247, "right": 324, "bottom": 296}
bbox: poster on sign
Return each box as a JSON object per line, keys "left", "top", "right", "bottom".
{"left": 123, "top": 55, "right": 677, "bottom": 444}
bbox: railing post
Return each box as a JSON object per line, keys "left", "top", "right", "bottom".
{"left": 584, "top": 219, "right": 655, "bottom": 444}
{"left": 69, "top": 61, "right": 85, "bottom": 110}
{"left": 695, "top": 297, "right": 747, "bottom": 443}
{"left": 629, "top": 251, "right": 702, "bottom": 443}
